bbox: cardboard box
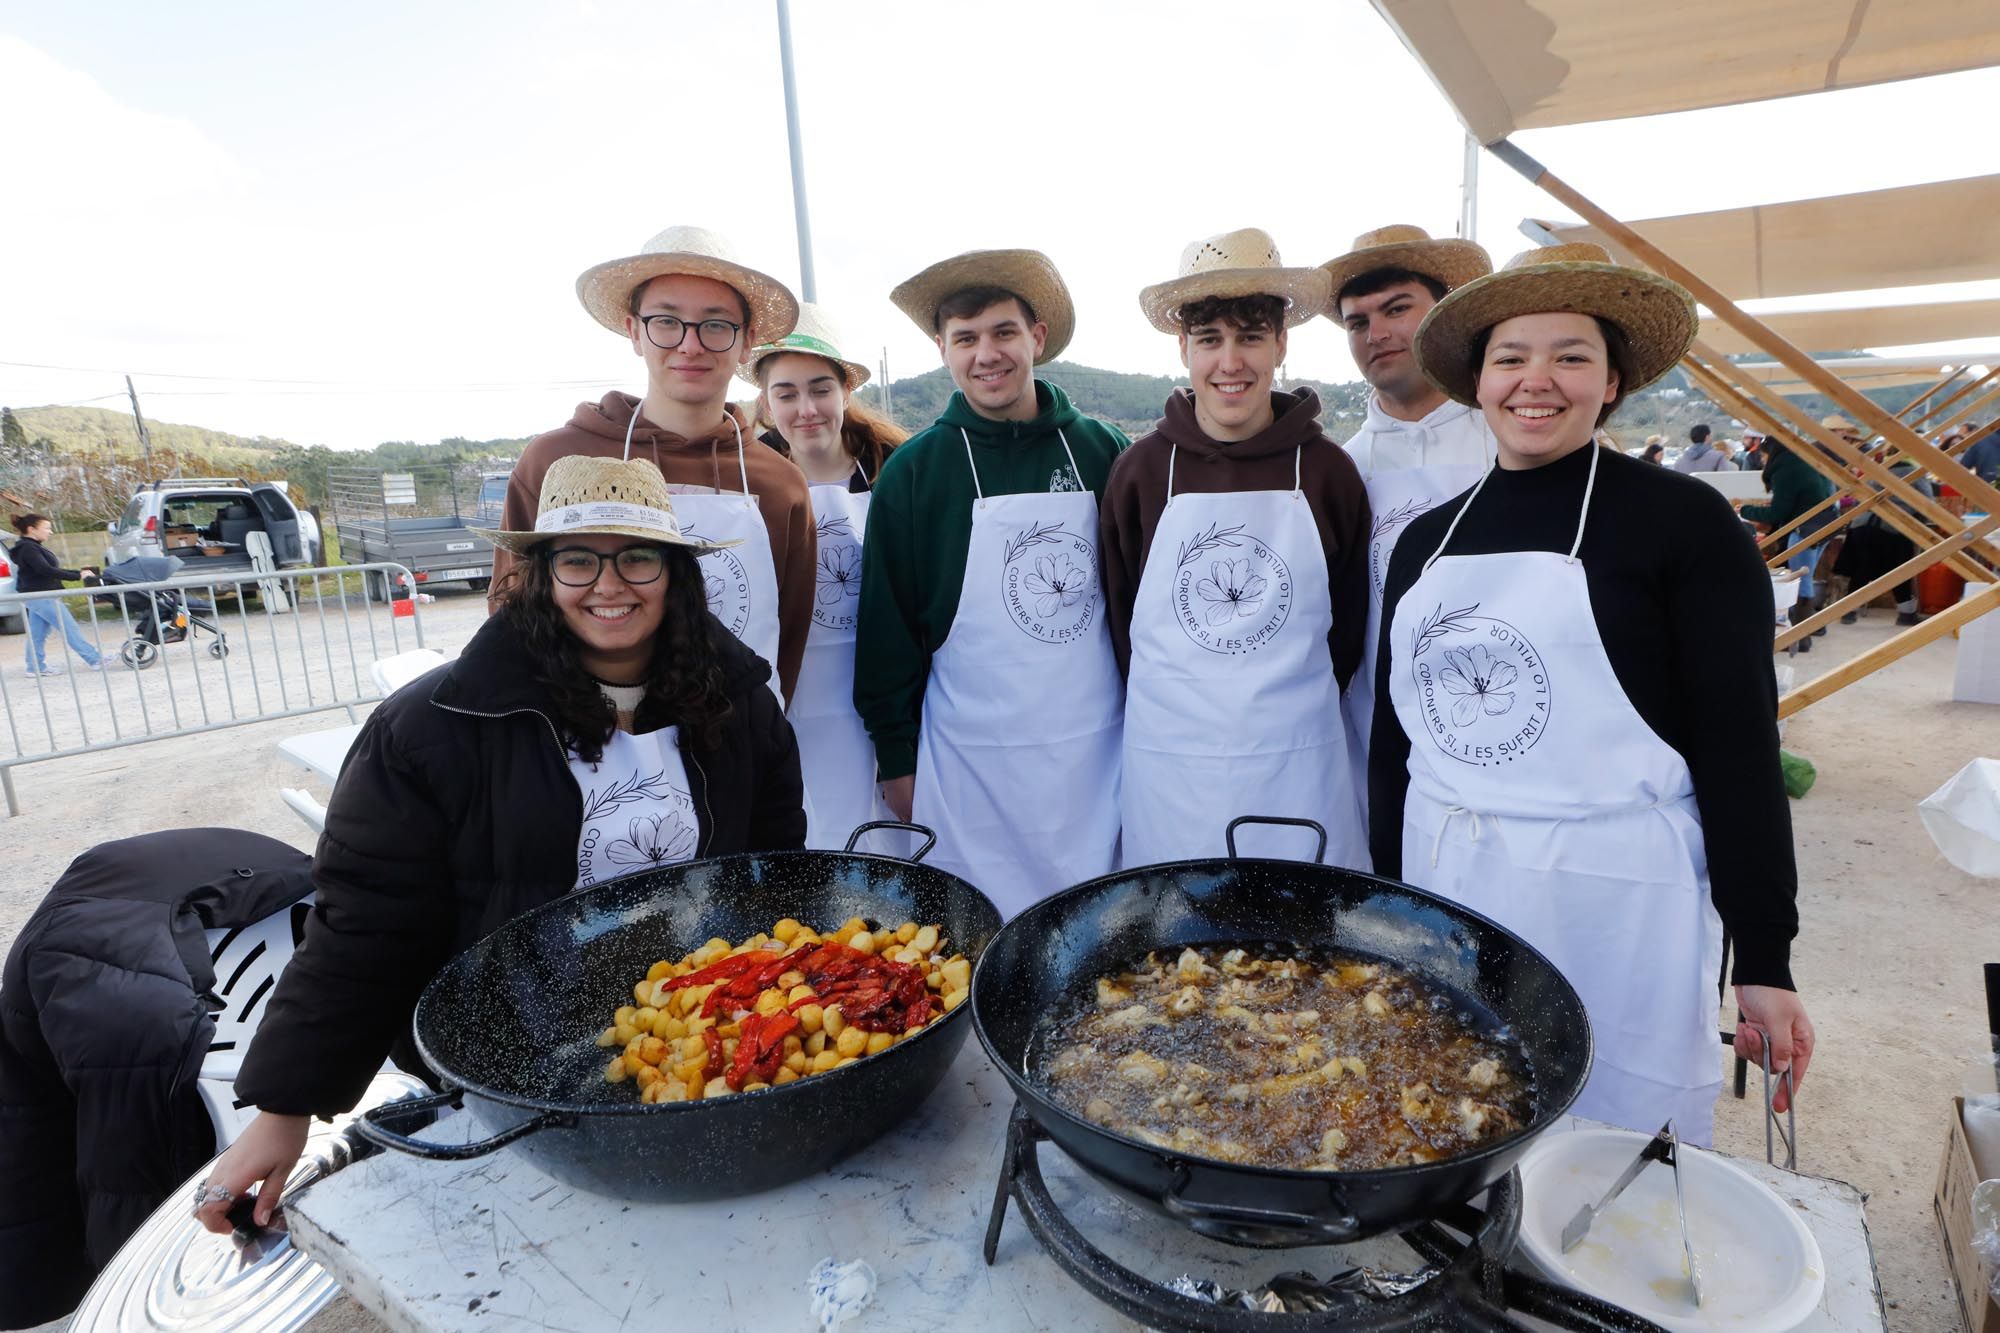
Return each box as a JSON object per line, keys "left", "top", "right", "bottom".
{"left": 1936, "top": 1096, "right": 2000, "bottom": 1332}
{"left": 163, "top": 531, "right": 201, "bottom": 550}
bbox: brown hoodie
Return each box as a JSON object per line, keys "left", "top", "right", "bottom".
{"left": 495, "top": 393, "right": 815, "bottom": 701}
{"left": 1099, "top": 387, "right": 1370, "bottom": 686}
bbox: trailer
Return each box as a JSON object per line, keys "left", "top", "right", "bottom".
{"left": 328, "top": 464, "right": 510, "bottom": 601}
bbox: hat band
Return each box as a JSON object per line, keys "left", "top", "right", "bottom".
{"left": 772, "top": 332, "right": 844, "bottom": 361}
{"left": 535, "top": 501, "right": 682, "bottom": 538}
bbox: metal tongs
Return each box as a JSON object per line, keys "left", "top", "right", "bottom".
{"left": 1559, "top": 1121, "right": 1703, "bottom": 1308}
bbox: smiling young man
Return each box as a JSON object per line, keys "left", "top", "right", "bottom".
{"left": 1101, "top": 229, "right": 1369, "bottom": 867}
{"left": 855, "top": 249, "right": 1128, "bottom": 915}
{"left": 1318, "top": 225, "right": 1494, "bottom": 840}
{"left": 497, "top": 226, "right": 816, "bottom": 701}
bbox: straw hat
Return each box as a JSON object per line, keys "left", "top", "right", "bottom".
{"left": 1318, "top": 224, "right": 1493, "bottom": 310}
{"left": 576, "top": 225, "right": 800, "bottom": 342}
{"left": 889, "top": 249, "right": 1074, "bottom": 364}
{"left": 1136, "top": 228, "right": 1330, "bottom": 333}
{"left": 1819, "top": 413, "right": 1862, "bottom": 437}
{"left": 473, "top": 456, "right": 740, "bottom": 555}
{"left": 1643, "top": 434, "right": 1666, "bottom": 447}
{"left": 737, "top": 302, "right": 872, "bottom": 389}
{"left": 1412, "top": 243, "right": 1698, "bottom": 407}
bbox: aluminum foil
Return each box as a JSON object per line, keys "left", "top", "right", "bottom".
{"left": 1167, "top": 1261, "right": 1442, "bottom": 1314}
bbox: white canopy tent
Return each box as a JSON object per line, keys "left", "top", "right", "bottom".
{"left": 1694, "top": 297, "right": 2000, "bottom": 357}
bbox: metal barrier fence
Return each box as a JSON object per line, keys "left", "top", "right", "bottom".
{"left": 0, "top": 563, "right": 425, "bottom": 815}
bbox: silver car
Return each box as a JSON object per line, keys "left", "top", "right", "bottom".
{"left": 105, "top": 477, "right": 311, "bottom": 572}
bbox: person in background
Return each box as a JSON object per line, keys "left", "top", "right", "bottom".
{"left": 8, "top": 513, "right": 104, "bottom": 677}
{"left": 857, "top": 248, "right": 1128, "bottom": 916}
{"left": 1832, "top": 433, "right": 1935, "bottom": 626}
{"left": 1673, "top": 422, "right": 1731, "bottom": 473}
{"left": 1102, "top": 229, "right": 1368, "bottom": 867}
{"left": 1963, "top": 422, "right": 2000, "bottom": 484}
{"left": 1318, "top": 225, "right": 1494, "bottom": 837}
{"left": 1372, "top": 242, "right": 1810, "bottom": 1142}
{"left": 196, "top": 456, "right": 805, "bottom": 1235}
{"left": 498, "top": 226, "right": 815, "bottom": 702}
{"left": 743, "top": 304, "right": 908, "bottom": 849}
{"left": 1738, "top": 429, "right": 1769, "bottom": 471}
{"left": 1640, "top": 436, "right": 1666, "bottom": 464}
{"left": 1740, "top": 436, "right": 1835, "bottom": 650}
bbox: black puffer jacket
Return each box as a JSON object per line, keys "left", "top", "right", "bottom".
{"left": 0, "top": 830, "right": 313, "bottom": 1328}
{"left": 9, "top": 535, "right": 84, "bottom": 593}
{"left": 235, "top": 608, "right": 807, "bottom": 1117}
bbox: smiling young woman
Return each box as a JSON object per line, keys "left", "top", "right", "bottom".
{"left": 1366, "top": 243, "right": 1815, "bottom": 1147}
{"left": 193, "top": 456, "right": 805, "bottom": 1237}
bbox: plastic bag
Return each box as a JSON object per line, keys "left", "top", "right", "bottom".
{"left": 1779, "top": 750, "right": 1817, "bottom": 800}
{"left": 1919, "top": 758, "right": 2000, "bottom": 877}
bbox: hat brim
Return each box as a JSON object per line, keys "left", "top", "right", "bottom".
{"left": 736, "top": 345, "right": 871, "bottom": 391}
{"left": 1137, "top": 266, "right": 1332, "bottom": 334}
{"left": 471, "top": 524, "right": 742, "bottom": 557}
{"left": 889, "top": 249, "right": 1074, "bottom": 364}
{"left": 576, "top": 252, "right": 800, "bottom": 344}
{"left": 1319, "top": 238, "right": 1492, "bottom": 314}
{"left": 1412, "top": 261, "right": 1699, "bottom": 407}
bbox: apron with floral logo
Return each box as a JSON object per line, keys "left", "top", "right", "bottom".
{"left": 910, "top": 429, "right": 1123, "bottom": 917}
{"left": 1386, "top": 443, "right": 1725, "bottom": 1142}
{"left": 1121, "top": 443, "right": 1362, "bottom": 867}
{"left": 569, "top": 725, "right": 697, "bottom": 889}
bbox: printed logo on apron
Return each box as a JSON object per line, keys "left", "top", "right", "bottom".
{"left": 1170, "top": 522, "right": 1293, "bottom": 655}
{"left": 1408, "top": 602, "right": 1553, "bottom": 766}
{"left": 683, "top": 524, "right": 754, "bottom": 639}
{"left": 1370, "top": 497, "right": 1437, "bottom": 596}
{"left": 812, "top": 511, "right": 862, "bottom": 633}
{"left": 576, "top": 764, "right": 697, "bottom": 887}
{"left": 999, "top": 520, "right": 1100, "bottom": 643}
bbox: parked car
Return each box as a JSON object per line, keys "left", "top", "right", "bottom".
{"left": 105, "top": 477, "right": 310, "bottom": 575}
{"left": 0, "top": 545, "right": 21, "bottom": 635}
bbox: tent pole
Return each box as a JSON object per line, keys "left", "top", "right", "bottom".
{"left": 1777, "top": 513, "right": 1997, "bottom": 649}
{"left": 1486, "top": 139, "right": 2000, "bottom": 517}
{"left": 1781, "top": 583, "right": 2000, "bottom": 719}
{"left": 1898, "top": 367, "right": 1970, "bottom": 425}
{"left": 1913, "top": 364, "right": 2000, "bottom": 430}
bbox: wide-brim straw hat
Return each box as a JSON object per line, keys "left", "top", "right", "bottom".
{"left": 1412, "top": 242, "right": 1699, "bottom": 407}
{"left": 1819, "top": 413, "right": 1863, "bottom": 437}
{"left": 1137, "top": 228, "right": 1330, "bottom": 333}
{"left": 576, "top": 225, "right": 800, "bottom": 343}
{"left": 472, "top": 456, "right": 741, "bottom": 555}
{"left": 889, "top": 249, "right": 1074, "bottom": 364}
{"left": 737, "top": 302, "right": 872, "bottom": 389}
{"left": 1318, "top": 224, "right": 1492, "bottom": 309}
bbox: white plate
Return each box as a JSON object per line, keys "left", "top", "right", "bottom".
{"left": 1517, "top": 1128, "right": 1824, "bottom": 1332}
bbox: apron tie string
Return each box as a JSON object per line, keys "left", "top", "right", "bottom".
{"left": 1055, "top": 428, "right": 1084, "bottom": 488}
{"left": 959, "top": 428, "right": 985, "bottom": 504}
{"left": 1431, "top": 805, "right": 1484, "bottom": 869}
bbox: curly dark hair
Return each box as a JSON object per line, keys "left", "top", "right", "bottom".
{"left": 492, "top": 543, "right": 736, "bottom": 763}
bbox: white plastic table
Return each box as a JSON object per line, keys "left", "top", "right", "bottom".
{"left": 276, "top": 723, "right": 364, "bottom": 784}
{"left": 285, "top": 1045, "right": 1884, "bottom": 1332}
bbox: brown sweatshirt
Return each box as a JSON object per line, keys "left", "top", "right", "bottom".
{"left": 1100, "top": 387, "right": 1371, "bottom": 686}
{"left": 496, "top": 393, "right": 815, "bottom": 701}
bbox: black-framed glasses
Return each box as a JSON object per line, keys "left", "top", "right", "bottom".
{"left": 638, "top": 314, "right": 743, "bottom": 353}
{"left": 545, "top": 544, "right": 668, "bottom": 587}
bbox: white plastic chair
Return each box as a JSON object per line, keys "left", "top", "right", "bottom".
{"left": 369, "top": 648, "right": 447, "bottom": 696}
{"left": 196, "top": 898, "right": 312, "bottom": 1146}
{"left": 279, "top": 787, "right": 328, "bottom": 834}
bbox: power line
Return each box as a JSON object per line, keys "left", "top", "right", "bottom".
{"left": 0, "top": 357, "right": 629, "bottom": 391}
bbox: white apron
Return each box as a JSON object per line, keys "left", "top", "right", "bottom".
{"left": 1386, "top": 444, "right": 1725, "bottom": 1143}
{"left": 570, "top": 725, "right": 697, "bottom": 889}
{"left": 792, "top": 475, "right": 902, "bottom": 853}
{"left": 624, "top": 411, "right": 784, "bottom": 692}
{"left": 1121, "top": 444, "right": 1363, "bottom": 868}
{"left": 911, "top": 429, "right": 1124, "bottom": 917}
{"left": 1342, "top": 426, "right": 1490, "bottom": 837}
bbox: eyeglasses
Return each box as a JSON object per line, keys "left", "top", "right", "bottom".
{"left": 546, "top": 544, "right": 668, "bottom": 587}
{"left": 638, "top": 314, "right": 743, "bottom": 353}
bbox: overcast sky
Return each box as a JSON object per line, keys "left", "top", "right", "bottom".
{"left": 2, "top": 1, "right": 1996, "bottom": 449}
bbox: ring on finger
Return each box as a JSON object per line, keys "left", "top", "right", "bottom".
{"left": 191, "top": 1181, "right": 233, "bottom": 1209}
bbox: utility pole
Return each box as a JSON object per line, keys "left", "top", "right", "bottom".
{"left": 775, "top": 0, "right": 817, "bottom": 301}
{"left": 879, "top": 347, "right": 893, "bottom": 424}
{"left": 1458, "top": 133, "right": 1480, "bottom": 240}
{"left": 125, "top": 375, "right": 154, "bottom": 477}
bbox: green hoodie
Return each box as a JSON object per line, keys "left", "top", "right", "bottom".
{"left": 855, "top": 381, "right": 1129, "bottom": 780}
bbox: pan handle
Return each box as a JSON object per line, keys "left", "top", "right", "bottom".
{"left": 1161, "top": 1168, "right": 1362, "bottom": 1243}
{"left": 844, "top": 820, "right": 938, "bottom": 863}
{"left": 1224, "top": 815, "right": 1328, "bottom": 865}
{"left": 353, "top": 1089, "right": 569, "bottom": 1161}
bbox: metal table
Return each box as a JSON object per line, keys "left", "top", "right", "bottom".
{"left": 286, "top": 1047, "right": 1883, "bottom": 1332}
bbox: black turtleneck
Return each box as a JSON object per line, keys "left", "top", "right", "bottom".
{"left": 1369, "top": 443, "right": 1798, "bottom": 990}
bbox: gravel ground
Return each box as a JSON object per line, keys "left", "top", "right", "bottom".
{"left": 1, "top": 601, "right": 1991, "bottom": 1330}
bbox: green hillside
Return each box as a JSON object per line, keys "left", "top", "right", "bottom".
{"left": 8, "top": 404, "right": 292, "bottom": 465}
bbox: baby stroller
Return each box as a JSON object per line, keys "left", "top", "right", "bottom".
{"left": 93, "top": 555, "right": 230, "bottom": 668}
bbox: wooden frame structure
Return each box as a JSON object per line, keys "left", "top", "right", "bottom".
{"left": 1370, "top": 0, "right": 2000, "bottom": 716}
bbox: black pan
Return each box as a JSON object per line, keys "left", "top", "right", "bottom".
{"left": 355, "top": 823, "right": 1002, "bottom": 1201}
{"left": 972, "top": 816, "right": 1591, "bottom": 1248}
